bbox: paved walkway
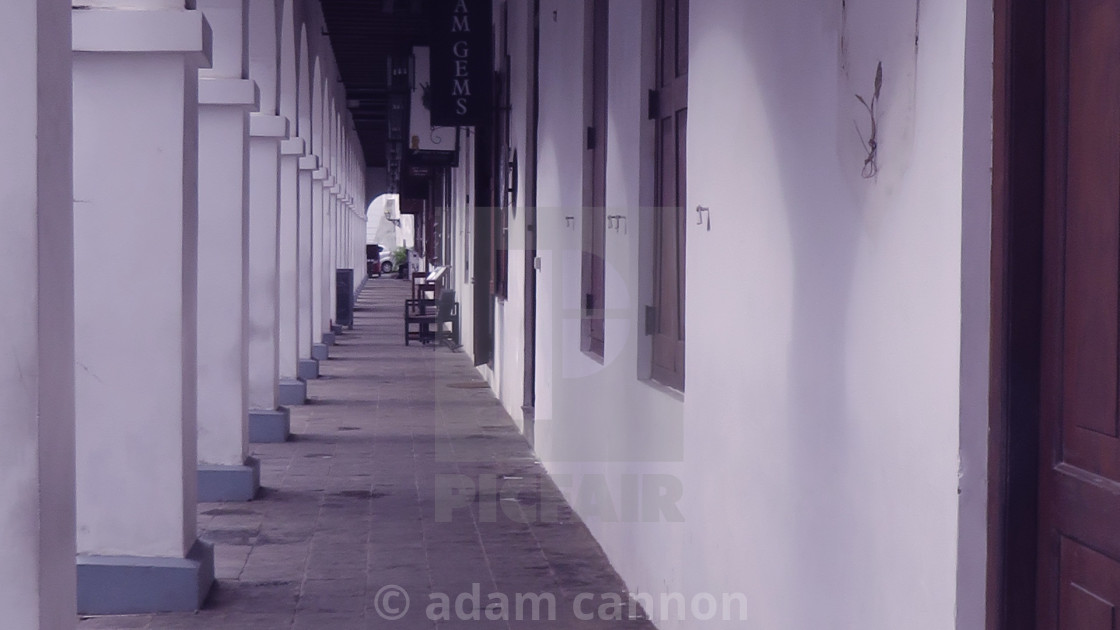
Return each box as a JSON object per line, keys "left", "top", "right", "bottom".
{"left": 79, "top": 278, "right": 653, "bottom": 629}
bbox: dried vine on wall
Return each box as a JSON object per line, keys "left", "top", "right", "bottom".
{"left": 855, "top": 61, "right": 882, "bottom": 179}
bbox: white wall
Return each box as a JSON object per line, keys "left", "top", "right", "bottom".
{"left": 449, "top": 0, "right": 992, "bottom": 628}
{"left": 531, "top": 0, "right": 688, "bottom": 622}
{"left": 674, "top": 1, "right": 975, "bottom": 626}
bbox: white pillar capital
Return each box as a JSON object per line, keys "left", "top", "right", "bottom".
{"left": 249, "top": 113, "right": 289, "bottom": 138}
{"left": 280, "top": 137, "right": 305, "bottom": 156}
{"left": 72, "top": 8, "right": 212, "bottom": 68}
{"left": 298, "top": 154, "right": 319, "bottom": 171}
{"left": 198, "top": 77, "right": 258, "bottom": 107}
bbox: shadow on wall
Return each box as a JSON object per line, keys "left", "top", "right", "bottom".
{"left": 757, "top": 7, "right": 861, "bottom": 626}
{"left": 691, "top": 0, "right": 928, "bottom": 626}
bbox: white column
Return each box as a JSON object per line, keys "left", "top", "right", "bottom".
{"left": 278, "top": 138, "right": 305, "bottom": 399}
{"left": 351, "top": 209, "right": 358, "bottom": 284}
{"left": 0, "top": 2, "right": 76, "bottom": 627}
{"left": 72, "top": 4, "right": 213, "bottom": 613}
{"left": 247, "top": 112, "right": 289, "bottom": 442}
{"left": 195, "top": 0, "right": 257, "bottom": 501}
{"left": 297, "top": 154, "right": 319, "bottom": 376}
{"left": 344, "top": 207, "right": 351, "bottom": 291}
{"left": 310, "top": 170, "right": 330, "bottom": 359}
{"left": 325, "top": 185, "right": 337, "bottom": 336}
{"left": 328, "top": 182, "right": 339, "bottom": 333}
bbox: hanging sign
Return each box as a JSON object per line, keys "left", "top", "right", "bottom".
{"left": 409, "top": 46, "right": 460, "bottom": 165}
{"left": 429, "top": 0, "right": 492, "bottom": 127}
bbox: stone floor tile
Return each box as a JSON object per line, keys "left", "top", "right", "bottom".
{"left": 78, "top": 279, "right": 652, "bottom": 629}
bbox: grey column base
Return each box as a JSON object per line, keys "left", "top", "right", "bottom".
{"left": 278, "top": 378, "right": 307, "bottom": 405}
{"left": 77, "top": 538, "right": 214, "bottom": 615}
{"left": 322, "top": 331, "right": 336, "bottom": 345}
{"left": 311, "top": 343, "right": 329, "bottom": 361}
{"left": 197, "top": 456, "right": 260, "bottom": 502}
{"left": 297, "top": 358, "right": 319, "bottom": 380}
{"left": 249, "top": 408, "right": 290, "bottom": 443}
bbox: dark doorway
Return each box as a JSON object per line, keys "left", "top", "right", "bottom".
{"left": 522, "top": 0, "right": 541, "bottom": 433}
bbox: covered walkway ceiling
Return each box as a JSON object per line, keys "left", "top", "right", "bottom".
{"left": 320, "top": 0, "right": 433, "bottom": 168}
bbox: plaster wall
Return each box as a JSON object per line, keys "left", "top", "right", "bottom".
{"left": 82, "top": 0, "right": 195, "bottom": 8}
{"left": 0, "top": 1, "right": 76, "bottom": 626}
{"left": 298, "top": 168, "right": 316, "bottom": 356}
{"left": 529, "top": 1, "right": 687, "bottom": 617}
{"left": 665, "top": 2, "right": 978, "bottom": 626}
{"left": 247, "top": 135, "right": 282, "bottom": 409}
{"left": 196, "top": 103, "right": 251, "bottom": 465}
{"left": 451, "top": 0, "right": 993, "bottom": 628}
{"left": 278, "top": 152, "right": 301, "bottom": 377}
{"left": 246, "top": 0, "right": 284, "bottom": 408}
{"left": 295, "top": 25, "right": 315, "bottom": 360}
{"left": 312, "top": 179, "right": 326, "bottom": 335}
{"left": 247, "top": 0, "right": 278, "bottom": 114}
{"left": 73, "top": 49, "right": 199, "bottom": 559}
{"left": 196, "top": 0, "right": 252, "bottom": 468}
{"left": 197, "top": 0, "right": 245, "bottom": 79}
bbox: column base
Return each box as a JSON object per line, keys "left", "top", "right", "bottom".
{"left": 311, "top": 343, "right": 329, "bottom": 361}
{"left": 197, "top": 456, "right": 260, "bottom": 502}
{"left": 355, "top": 275, "right": 368, "bottom": 299}
{"left": 297, "top": 358, "right": 319, "bottom": 380}
{"left": 322, "top": 331, "right": 336, "bottom": 345}
{"left": 249, "top": 408, "right": 290, "bottom": 443}
{"left": 77, "top": 539, "right": 214, "bottom": 615}
{"left": 278, "top": 378, "right": 307, "bottom": 405}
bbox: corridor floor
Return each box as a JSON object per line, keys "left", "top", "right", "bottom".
{"left": 78, "top": 278, "right": 654, "bottom": 629}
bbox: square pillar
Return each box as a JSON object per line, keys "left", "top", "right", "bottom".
{"left": 311, "top": 169, "right": 331, "bottom": 356}
{"left": 247, "top": 113, "right": 290, "bottom": 442}
{"left": 195, "top": 0, "right": 259, "bottom": 502}
{"left": 279, "top": 138, "right": 305, "bottom": 404}
{"left": 325, "top": 183, "right": 339, "bottom": 340}
{"left": 0, "top": 1, "right": 77, "bottom": 627}
{"left": 297, "top": 155, "right": 318, "bottom": 379}
{"left": 72, "top": 6, "right": 214, "bottom": 613}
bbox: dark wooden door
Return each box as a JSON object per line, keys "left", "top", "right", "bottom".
{"left": 651, "top": 0, "right": 687, "bottom": 390}
{"left": 1037, "top": 0, "right": 1120, "bottom": 626}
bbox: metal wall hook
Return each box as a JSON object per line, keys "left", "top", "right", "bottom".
{"left": 696, "top": 206, "right": 711, "bottom": 231}
{"left": 565, "top": 216, "right": 575, "bottom": 228}
{"left": 607, "top": 214, "right": 628, "bottom": 234}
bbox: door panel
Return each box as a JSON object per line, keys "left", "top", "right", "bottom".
{"left": 1059, "top": 538, "right": 1120, "bottom": 630}
{"left": 1039, "top": 0, "right": 1120, "bottom": 626}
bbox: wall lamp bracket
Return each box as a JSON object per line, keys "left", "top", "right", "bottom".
{"left": 696, "top": 206, "right": 711, "bottom": 231}
{"left": 607, "top": 214, "right": 628, "bottom": 234}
